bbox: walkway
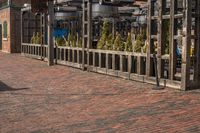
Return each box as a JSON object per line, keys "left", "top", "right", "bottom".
{"left": 0, "top": 52, "right": 200, "bottom": 133}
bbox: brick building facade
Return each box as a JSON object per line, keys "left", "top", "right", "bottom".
{"left": 0, "top": 0, "right": 30, "bottom": 53}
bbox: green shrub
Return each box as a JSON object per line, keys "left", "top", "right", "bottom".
{"left": 97, "top": 21, "right": 109, "bottom": 50}
{"left": 113, "top": 32, "right": 124, "bottom": 51}
{"left": 35, "top": 32, "right": 41, "bottom": 44}
{"left": 56, "top": 37, "right": 66, "bottom": 46}
{"left": 31, "top": 32, "right": 36, "bottom": 44}
{"left": 67, "top": 33, "right": 77, "bottom": 47}
{"left": 125, "top": 32, "right": 132, "bottom": 52}
{"left": 105, "top": 34, "right": 114, "bottom": 50}
{"left": 78, "top": 37, "right": 82, "bottom": 48}
{"left": 30, "top": 32, "right": 41, "bottom": 44}
{"left": 133, "top": 34, "right": 145, "bottom": 52}
{"left": 163, "top": 20, "right": 170, "bottom": 54}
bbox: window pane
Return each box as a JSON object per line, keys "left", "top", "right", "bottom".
{"left": 3, "top": 21, "right": 7, "bottom": 38}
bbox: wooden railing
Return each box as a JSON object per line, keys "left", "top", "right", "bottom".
{"left": 21, "top": 43, "right": 48, "bottom": 61}
{"left": 21, "top": 43, "right": 181, "bottom": 89}
{"left": 87, "top": 49, "right": 147, "bottom": 78}
{"left": 55, "top": 46, "right": 83, "bottom": 69}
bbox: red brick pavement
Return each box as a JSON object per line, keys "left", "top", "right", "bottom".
{"left": 0, "top": 52, "right": 200, "bottom": 133}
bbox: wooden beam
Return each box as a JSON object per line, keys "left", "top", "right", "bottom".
{"left": 157, "top": 0, "right": 163, "bottom": 78}
{"left": 181, "top": 0, "right": 192, "bottom": 90}
{"left": 87, "top": 0, "right": 92, "bottom": 71}
{"left": 169, "top": 0, "right": 176, "bottom": 80}
{"left": 146, "top": 0, "right": 153, "bottom": 76}
{"left": 194, "top": 0, "right": 200, "bottom": 84}
{"left": 47, "top": 1, "right": 54, "bottom": 66}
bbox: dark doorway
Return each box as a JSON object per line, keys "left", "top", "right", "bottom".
{"left": 0, "top": 24, "right": 2, "bottom": 50}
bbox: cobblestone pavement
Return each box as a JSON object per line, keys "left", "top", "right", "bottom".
{"left": 1, "top": 52, "right": 200, "bottom": 133}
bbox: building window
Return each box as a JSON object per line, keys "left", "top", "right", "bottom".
{"left": 3, "top": 21, "right": 8, "bottom": 39}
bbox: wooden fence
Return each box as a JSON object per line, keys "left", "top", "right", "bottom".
{"left": 21, "top": 43, "right": 181, "bottom": 89}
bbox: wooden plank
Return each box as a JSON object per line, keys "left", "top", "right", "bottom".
{"left": 146, "top": 0, "right": 153, "bottom": 76}
{"left": 137, "top": 56, "right": 142, "bottom": 75}
{"left": 157, "top": 0, "right": 163, "bottom": 78}
{"left": 99, "top": 52, "right": 102, "bottom": 68}
{"left": 64, "top": 48, "right": 66, "bottom": 61}
{"left": 68, "top": 49, "right": 70, "bottom": 62}
{"left": 120, "top": 55, "right": 123, "bottom": 72}
{"left": 72, "top": 49, "right": 75, "bottom": 63}
{"left": 82, "top": 0, "right": 87, "bottom": 70}
{"left": 93, "top": 52, "right": 95, "bottom": 67}
{"left": 112, "top": 54, "right": 116, "bottom": 70}
{"left": 181, "top": 0, "right": 192, "bottom": 90}
{"left": 194, "top": 0, "right": 200, "bottom": 83}
{"left": 169, "top": 0, "right": 176, "bottom": 80}
{"left": 87, "top": 0, "right": 92, "bottom": 70}
{"left": 128, "top": 55, "right": 132, "bottom": 79}
{"left": 47, "top": 1, "right": 54, "bottom": 66}
{"left": 77, "top": 49, "right": 80, "bottom": 64}
{"left": 106, "top": 53, "right": 109, "bottom": 70}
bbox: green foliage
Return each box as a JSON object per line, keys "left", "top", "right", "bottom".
{"left": 113, "top": 32, "right": 124, "bottom": 51}
{"left": 125, "top": 32, "right": 132, "bottom": 52}
{"left": 30, "top": 32, "right": 41, "bottom": 44}
{"left": 31, "top": 32, "right": 36, "bottom": 44}
{"left": 68, "top": 33, "right": 73, "bottom": 46}
{"left": 78, "top": 37, "right": 82, "bottom": 48}
{"left": 68, "top": 33, "right": 77, "bottom": 47}
{"left": 133, "top": 34, "right": 145, "bottom": 53}
{"left": 105, "top": 34, "right": 114, "bottom": 50}
{"left": 163, "top": 20, "right": 170, "bottom": 54}
{"left": 142, "top": 43, "right": 147, "bottom": 53}
{"left": 55, "top": 37, "right": 66, "bottom": 46}
{"left": 35, "top": 32, "right": 41, "bottom": 44}
{"left": 97, "top": 21, "right": 110, "bottom": 50}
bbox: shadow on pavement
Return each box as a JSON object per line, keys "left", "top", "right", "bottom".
{"left": 0, "top": 81, "right": 29, "bottom": 92}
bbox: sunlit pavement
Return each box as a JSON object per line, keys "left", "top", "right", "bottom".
{"left": 1, "top": 52, "right": 200, "bottom": 133}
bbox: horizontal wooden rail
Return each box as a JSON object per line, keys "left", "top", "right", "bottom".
{"left": 21, "top": 44, "right": 181, "bottom": 89}
{"left": 21, "top": 43, "right": 48, "bottom": 61}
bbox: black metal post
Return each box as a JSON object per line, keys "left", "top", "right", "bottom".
{"left": 152, "top": 53, "right": 164, "bottom": 90}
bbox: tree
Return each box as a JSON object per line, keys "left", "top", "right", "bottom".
{"left": 125, "top": 32, "right": 132, "bottom": 52}
{"left": 97, "top": 21, "right": 109, "bottom": 49}
{"left": 105, "top": 34, "right": 114, "bottom": 50}
{"left": 113, "top": 32, "right": 124, "bottom": 51}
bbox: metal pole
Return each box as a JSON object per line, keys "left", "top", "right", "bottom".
{"left": 152, "top": 53, "right": 164, "bottom": 90}
{"left": 47, "top": 1, "right": 54, "bottom": 66}
{"left": 153, "top": 53, "right": 159, "bottom": 86}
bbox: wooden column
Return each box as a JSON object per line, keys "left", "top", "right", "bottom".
{"left": 157, "top": 0, "right": 163, "bottom": 78}
{"left": 194, "top": 0, "right": 200, "bottom": 84}
{"left": 47, "top": 1, "right": 54, "bottom": 66}
{"left": 21, "top": 11, "right": 24, "bottom": 53}
{"left": 169, "top": 0, "right": 176, "bottom": 80}
{"left": 181, "top": 0, "right": 192, "bottom": 90}
{"left": 146, "top": 0, "right": 153, "bottom": 77}
{"left": 87, "top": 0, "right": 92, "bottom": 70}
{"left": 82, "top": 0, "right": 92, "bottom": 70}
{"left": 82, "top": 0, "right": 86, "bottom": 69}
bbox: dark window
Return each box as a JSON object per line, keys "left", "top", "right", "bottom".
{"left": 3, "top": 21, "right": 7, "bottom": 38}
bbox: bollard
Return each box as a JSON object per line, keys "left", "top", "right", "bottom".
{"left": 152, "top": 53, "right": 164, "bottom": 90}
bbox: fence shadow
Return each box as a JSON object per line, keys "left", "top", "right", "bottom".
{"left": 0, "top": 81, "right": 29, "bottom": 92}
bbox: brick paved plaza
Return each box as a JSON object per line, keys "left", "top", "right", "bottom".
{"left": 1, "top": 52, "right": 200, "bottom": 133}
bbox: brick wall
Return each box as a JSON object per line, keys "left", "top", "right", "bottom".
{"left": 0, "top": 8, "right": 11, "bottom": 53}
{"left": 0, "top": 0, "right": 31, "bottom": 53}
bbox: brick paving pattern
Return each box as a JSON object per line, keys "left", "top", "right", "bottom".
{"left": 0, "top": 52, "right": 200, "bottom": 133}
